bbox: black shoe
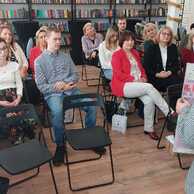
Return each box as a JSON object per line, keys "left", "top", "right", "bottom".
{"left": 93, "top": 147, "right": 106, "bottom": 155}
{"left": 52, "top": 145, "right": 66, "bottom": 166}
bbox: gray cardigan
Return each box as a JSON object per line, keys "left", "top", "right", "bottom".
{"left": 81, "top": 33, "right": 103, "bottom": 58}
{"left": 176, "top": 103, "right": 194, "bottom": 194}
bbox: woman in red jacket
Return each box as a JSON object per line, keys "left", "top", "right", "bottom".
{"left": 111, "top": 31, "right": 171, "bottom": 140}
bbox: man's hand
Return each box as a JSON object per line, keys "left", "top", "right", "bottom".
{"left": 176, "top": 98, "right": 191, "bottom": 114}
{"left": 54, "top": 81, "right": 77, "bottom": 91}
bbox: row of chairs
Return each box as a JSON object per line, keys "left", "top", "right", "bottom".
{"left": 0, "top": 93, "right": 115, "bottom": 193}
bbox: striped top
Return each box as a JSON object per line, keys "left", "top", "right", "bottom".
{"left": 35, "top": 50, "right": 79, "bottom": 99}
{"left": 176, "top": 104, "right": 194, "bottom": 194}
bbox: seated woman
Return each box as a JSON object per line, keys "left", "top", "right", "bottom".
{"left": 29, "top": 26, "right": 47, "bottom": 78}
{"left": 143, "top": 26, "right": 182, "bottom": 92}
{"left": 0, "top": 38, "right": 23, "bottom": 108}
{"left": 143, "top": 22, "right": 158, "bottom": 52}
{"left": 0, "top": 25, "right": 28, "bottom": 78}
{"left": 175, "top": 98, "right": 194, "bottom": 194}
{"left": 99, "top": 26, "right": 119, "bottom": 80}
{"left": 181, "top": 33, "right": 194, "bottom": 74}
{"left": 81, "top": 22, "right": 103, "bottom": 66}
{"left": 111, "top": 31, "right": 172, "bottom": 140}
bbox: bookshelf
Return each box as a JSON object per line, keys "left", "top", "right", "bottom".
{"left": 113, "top": 0, "right": 167, "bottom": 24}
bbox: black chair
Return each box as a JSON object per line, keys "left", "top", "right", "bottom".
{"left": 156, "top": 84, "right": 189, "bottom": 169}
{"left": 81, "top": 52, "right": 100, "bottom": 86}
{"left": 63, "top": 93, "right": 115, "bottom": 191}
{"left": 0, "top": 104, "right": 59, "bottom": 193}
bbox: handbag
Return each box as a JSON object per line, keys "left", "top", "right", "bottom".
{"left": 0, "top": 88, "right": 17, "bottom": 102}
{"left": 112, "top": 114, "right": 127, "bottom": 134}
{"left": 104, "top": 100, "right": 118, "bottom": 123}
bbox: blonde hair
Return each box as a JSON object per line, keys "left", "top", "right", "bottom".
{"left": 157, "top": 26, "right": 173, "bottom": 46}
{"left": 143, "top": 22, "right": 157, "bottom": 40}
{"left": 105, "top": 27, "right": 118, "bottom": 50}
{"left": 82, "top": 22, "right": 95, "bottom": 35}
{"left": 186, "top": 33, "right": 194, "bottom": 51}
{"left": 35, "top": 26, "right": 48, "bottom": 47}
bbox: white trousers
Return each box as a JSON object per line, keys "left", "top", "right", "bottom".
{"left": 123, "top": 82, "right": 170, "bottom": 132}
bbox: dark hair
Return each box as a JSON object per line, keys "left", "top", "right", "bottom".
{"left": 46, "top": 26, "right": 61, "bottom": 37}
{"left": 190, "top": 23, "right": 194, "bottom": 30}
{"left": 119, "top": 30, "right": 135, "bottom": 48}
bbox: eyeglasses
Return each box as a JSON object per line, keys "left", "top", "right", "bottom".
{"left": 161, "top": 32, "right": 171, "bottom": 37}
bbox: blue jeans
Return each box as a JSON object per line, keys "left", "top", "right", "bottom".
{"left": 46, "top": 89, "right": 96, "bottom": 145}
{"left": 103, "top": 69, "right": 112, "bottom": 80}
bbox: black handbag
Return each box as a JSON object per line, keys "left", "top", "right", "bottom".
{"left": 167, "top": 113, "right": 178, "bottom": 132}
{"left": 0, "top": 177, "right": 9, "bottom": 194}
{"left": 104, "top": 100, "right": 118, "bottom": 123}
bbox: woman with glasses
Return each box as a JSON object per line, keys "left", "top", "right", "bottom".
{"left": 0, "top": 37, "right": 23, "bottom": 108}
{"left": 0, "top": 25, "right": 28, "bottom": 78}
{"left": 99, "top": 27, "right": 119, "bottom": 80}
{"left": 143, "top": 26, "right": 182, "bottom": 92}
{"left": 111, "top": 31, "right": 175, "bottom": 140}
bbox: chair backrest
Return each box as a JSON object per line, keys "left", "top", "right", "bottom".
{"left": 0, "top": 104, "right": 41, "bottom": 127}
{"left": 167, "top": 84, "right": 183, "bottom": 110}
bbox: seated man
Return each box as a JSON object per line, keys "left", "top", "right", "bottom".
{"left": 35, "top": 26, "right": 105, "bottom": 166}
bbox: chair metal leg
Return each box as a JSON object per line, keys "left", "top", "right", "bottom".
{"left": 49, "top": 161, "right": 59, "bottom": 194}
{"left": 157, "top": 118, "right": 167, "bottom": 149}
{"left": 82, "top": 64, "right": 99, "bottom": 86}
{"left": 9, "top": 168, "right": 40, "bottom": 188}
{"left": 177, "top": 153, "right": 190, "bottom": 170}
{"left": 65, "top": 145, "right": 115, "bottom": 191}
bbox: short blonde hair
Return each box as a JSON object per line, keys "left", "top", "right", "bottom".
{"left": 186, "top": 33, "right": 194, "bottom": 51}
{"left": 143, "top": 22, "right": 157, "bottom": 40}
{"left": 82, "top": 22, "right": 94, "bottom": 35}
{"left": 157, "top": 26, "right": 173, "bottom": 45}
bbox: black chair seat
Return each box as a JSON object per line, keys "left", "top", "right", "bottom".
{"left": 66, "top": 126, "right": 112, "bottom": 150}
{"left": 0, "top": 139, "right": 52, "bottom": 175}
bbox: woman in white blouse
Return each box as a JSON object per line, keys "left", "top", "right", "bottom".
{"left": 99, "top": 27, "right": 119, "bottom": 80}
{"left": 0, "top": 25, "right": 28, "bottom": 78}
{"left": 0, "top": 38, "right": 23, "bottom": 108}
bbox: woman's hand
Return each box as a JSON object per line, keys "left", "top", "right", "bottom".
{"left": 155, "top": 71, "right": 170, "bottom": 78}
{"left": 20, "top": 67, "right": 28, "bottom": 78}
{"left": 176, "top": 98, "right": 191, "bottom": 114}
{"left": 0, "top": 100, "right": 15, "bottom": 107}
{"left": 11, "top": 96, "right": 22, "bottom": 107}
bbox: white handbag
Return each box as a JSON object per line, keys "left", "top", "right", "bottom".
{"left": 112, "top": 114, "right": 127, "bottom": 134}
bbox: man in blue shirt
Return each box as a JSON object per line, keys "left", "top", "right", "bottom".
{"left": 35, "top": 26, "right": 104, "bottom": 166}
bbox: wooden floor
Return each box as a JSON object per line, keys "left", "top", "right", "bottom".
{"left": 2, "top": 66, "right": 192, "bottom": 194}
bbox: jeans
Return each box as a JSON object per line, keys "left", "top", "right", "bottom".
{"left": 123, "top": 82, "right": 170, "bottom": 132}
{"left": 46, "top": 89, "right": 96, "bottom": 145}
{"left": 103, "top": 69, "right": 112, "bottom": 80}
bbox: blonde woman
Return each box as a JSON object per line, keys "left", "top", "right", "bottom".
{"left": 0, "top": 25, "right": 28, "bottom": 78}
{"left": 143, "top": 22, "right": 158, "bottom": 52}
{"left": 99, "top": 27, "right": 118, "bottom": 80}
{"left": 144, "top": 26, "right": 182, "bottom": 92}
{"left": 81, "top": 22, "right": 103, "bottom": 66}
{"left": 29, "top": 26, "right": 47, "bottom": 77}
